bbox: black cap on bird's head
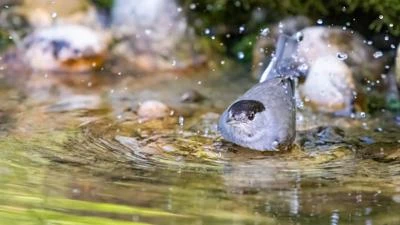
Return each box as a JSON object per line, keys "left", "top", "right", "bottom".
{"left": 227, "top": 100, "right": 265, "bottom": 123}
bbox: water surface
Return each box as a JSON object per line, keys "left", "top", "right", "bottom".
{"left": 0, "top": 66, "right": 399, "bottom": 225}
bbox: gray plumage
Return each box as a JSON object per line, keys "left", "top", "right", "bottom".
{"left": 218, "top": 34, "right": 300, "bottom": 151}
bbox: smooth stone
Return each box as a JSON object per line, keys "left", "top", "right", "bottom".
{"left": 300, "top": 56, "right": 356, "bottom": 113}
{"left": 22, "top": 24, "right": 109, "bottom": 72}
{"left": 180, "top": 90, "right": 205, "bottom": 103}
{"left": 137, "top": 100, "right": 169, "bottom": 120}
{"left": 298, "top": 26, "right": 385, "bottom": 82}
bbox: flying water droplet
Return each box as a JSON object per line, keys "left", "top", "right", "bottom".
{"left": 336, "top": 52, "right": 348, "bottom": 60}
{"left": 239, "top": 26, "right": 245, "bottom": 33}
{"left": 260, "top": 28, "right": 269, "bottom": 36}
{"left": 189, "top": 3, "right": 196, "bottom": 10}
{"left": 298, "top": 63, "right": 309, "bottom": 73}
{"left": 373, "top": 51, "right": 383, "bottom": 58}
{"left": 237, "top": 51, "right": 245, "bottom": 60}
{"left": 316, "top": 19, "right": 323, "bottom": 25}
{"left": 295, "top": 32, "right": 303, "bottom": 42}
{"left": 178, "top": 116, "right": 184, "bottom": 126}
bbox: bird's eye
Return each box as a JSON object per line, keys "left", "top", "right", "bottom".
{"left": 248, "top": 112, "right": 255, "bottom": 120}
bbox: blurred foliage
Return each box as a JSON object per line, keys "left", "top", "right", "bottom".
{"left": 0, "top": 30, "right": 12, "bottom": 51}
{"left": 180, "top": 0, "right": 400, "bottom": 58}
{"left": 91, "top": 0, "right": 113, "bottom": 9}
{"left": 180, "top": 0, "right": 400, "bottom": 35}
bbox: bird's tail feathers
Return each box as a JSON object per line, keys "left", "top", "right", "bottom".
{"left": 259, "top": 33, "right": 306, "bottom": 83}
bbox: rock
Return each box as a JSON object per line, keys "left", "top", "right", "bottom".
{"left": 137, "top": 100, "right": 169, "bottom": 120}
{"left": 18, "top": 0, "right": 101, "bottom": 28}
{"left": 111, "top": 0, "right": 204, "bottom": 72}
{"left": 298, "top": 27, "right": 385, "bottom": 82}
{"left": 180, "top": 90, "right": 205, "bottom": 103}
{"left": 47, "top": 95, "right": 101, "bottom": 112}
{"left": 300, "top": 56, "right": 356, "bottom": 114}
{"left": 21, "top": 24, "right": 109, "bottom": 72}
{"left": 296, "top": 27, "right": 392, "bottom": 114}
{"left": 252, "top": 16, "right": 311, "bottom": 79}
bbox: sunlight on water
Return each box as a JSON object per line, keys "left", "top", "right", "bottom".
{"left": 0, "top": 67, "right": 399, "bottom": 225}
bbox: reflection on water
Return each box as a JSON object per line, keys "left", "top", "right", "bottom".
{"left": 0, "top": 67, "right": 400, "bottom": 225}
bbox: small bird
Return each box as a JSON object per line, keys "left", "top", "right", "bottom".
{"left": 218, "top": 34, "right": 302, "bottom": 151}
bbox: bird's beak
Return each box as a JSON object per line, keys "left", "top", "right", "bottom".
{"left": 226, "top": 118, "right": 238, "bottom": 125}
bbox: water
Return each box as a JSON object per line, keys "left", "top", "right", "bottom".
{"left": 0, "top": 66, "right": 400, "bottom": 225}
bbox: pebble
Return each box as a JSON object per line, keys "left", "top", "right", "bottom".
{"left": 137, "top": 100, "right": 169, "bottom": 119}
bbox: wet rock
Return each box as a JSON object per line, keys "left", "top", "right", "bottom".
{"left": 21, "top": 25, "right": 109, "bottom": 72}
{"left": 18, "top": 0, "right": 101, "bottom": 28}
{"left": 180, "top": 90, "right": 205, "bottom": 103}
{"left": 297, "top": 126, "right": 346, "bottom": 151}
{"left": 300, "top": 56, "right": 356, "bottom": 114}
{"left": 298, "top": 27, "right": 385, "bottom": 82}
{"left": 111, "top": 0, "right": 204, "bottom": 72}
{"left": 252, "top": 16, "right": 311, "bottom": 79}
{"left": 47, "top": 95, "right": 101, "bottom": 112}
{"left": 394, "top": 195, "right": 400, "bottom": 204}
{"left": 137, "top": 100, "right": 169, "bottom": 120}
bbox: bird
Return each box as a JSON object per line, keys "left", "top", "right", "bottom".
{"left": 218, "top": 34, "right": 302, "bottom": 151}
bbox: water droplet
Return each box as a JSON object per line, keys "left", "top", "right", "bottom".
{"left": 177, "top": 7, "right": 182, "bottom": 12}
{"left": 316, "top": 19, "right": 323, "bottom": 25}
{"left": 384, "top": 35, "right": 389, "bottom": 41}
{"left": 373, "top": 51, "right": 383, "bottom": 58}
{"left": 260, "top": 28, "right": 269, "bottom": 36}
{"left": 178, "top": 116, "right": 184, "bottom": 126}
{"left": 336, "top": 52, "right": 348, "bottom": 60}
{"left": 145, "top": 29, "right": 152, "bottom": 35}
{"left": 51, "top": 12, "right": 57, "bottom": 18}
{"left": 239, "top": 26, "right": 245, "bottom": 33}
{"left": 237, "top": 51, "right": 245, "bottom": 60}
{"left": 220, "top": 60, "right": 225, "bottom": 65}
{"left": 295, "top": 32, "right": 303, "bottom": 41}
{"left": 379, "top": 15, "right": 384, "bottom": 20}
{"left": 360, "top": 112, "right": 366, "bottom": 118}
{"left": 189, "top": 3, "right": 196, "bottom": 10}
{"left": 298, "top": 63, "right": 309, "bottom": 73}
{"left": 204, "top": 28, "right": 210, "bottom": 35}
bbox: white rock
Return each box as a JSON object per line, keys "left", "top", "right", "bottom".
{"left": 137, "top": 100, "right": 169, "bottom": 119}
{"left": 298, "top": 27, "right": 384, "bottom": 81}
{"left": 22, "top": 25, "right": 109, "bottom": 72}
{"left": 300, "top": 56, "right": 355, "bottom": 113}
